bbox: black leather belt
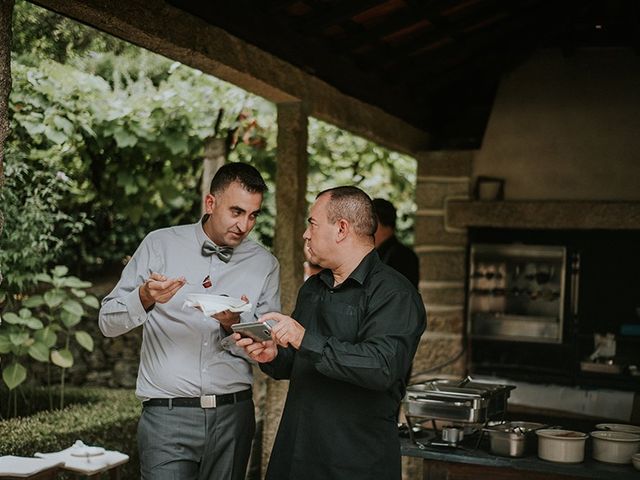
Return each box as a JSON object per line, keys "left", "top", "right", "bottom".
{"left": 144, "top": 389, "right": 252, "bottom": 409}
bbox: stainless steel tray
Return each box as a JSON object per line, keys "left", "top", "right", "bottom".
{"left": 403, "top": 378, "right": 515, "bottom": 424}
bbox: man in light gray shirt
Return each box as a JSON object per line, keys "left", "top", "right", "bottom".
{"left": 99, "top": 162, "right": 280, "bottom": 480}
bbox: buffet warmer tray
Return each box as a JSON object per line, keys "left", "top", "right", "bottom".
{"left": 403, "top": 377, "right": 516, "bottom": 425}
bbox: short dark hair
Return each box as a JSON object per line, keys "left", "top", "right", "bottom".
{"left": 209, "top": 162, "right": 267, "bottom": 195}
{"left": 372, "top": 198, "right": 397, "bottom": 229}
{"left": 317, "top": 186, "right": 377, "bottom": 237}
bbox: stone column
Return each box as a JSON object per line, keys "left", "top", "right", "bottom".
{"left": 401, "top": 150, "right": 473, "bottom": 480}
{"left": 412, "top": 150, "right": 474, "bottom": 379}
{"left": 200, "top": 136, "right": 227, "bottom": 215}
{"left": 0, "top": 0, "right": 14, "bottom": 256}
{"left": 260, "top": 101, "right": 308, "bottom": 472}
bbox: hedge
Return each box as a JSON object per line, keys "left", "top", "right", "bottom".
{"left": 0, "top": 387, "right": 140, "bottom": 478}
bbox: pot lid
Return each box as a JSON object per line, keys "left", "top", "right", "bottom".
{"left": 596, "top": 423, "right": 640, "bottom": 434}
{"left": 535, "top": 429, "right": 587, "bottom": 440}
{"left": 591, "top": 430, "right": 640, "bottom": 442}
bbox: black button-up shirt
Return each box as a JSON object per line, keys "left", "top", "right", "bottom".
{"left": 377, "top": 234, "right": 420, "bottom": 289}
{"left": 261, "top": 250, "right": 427, "bottom": 480}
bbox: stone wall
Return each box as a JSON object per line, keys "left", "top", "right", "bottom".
{"left": 401, "top": 150, "right": 474, "bottom": 480}
{"left": 412, "top": 150, "right": 472, "bottom": 382}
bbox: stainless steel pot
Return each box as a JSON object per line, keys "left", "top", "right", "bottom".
{"left": 485, "top": 421, "right": 546, "bottom": 457}
{"left": 442, "top": 426, "right": 465, "bottom": 445}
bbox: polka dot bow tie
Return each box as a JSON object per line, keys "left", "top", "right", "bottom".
{"left": 201, "top": 240, "right": 233, "bottom": 263}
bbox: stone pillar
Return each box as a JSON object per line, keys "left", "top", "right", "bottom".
{"left": 401, "top": 151, "right": 472, "bottom": 480}
{"left": 0, "top": 0, "right": 14, "bottom": 260}
{"left": 273, "top": 102, "right": 308, "bottom": 314}
{"left": 412, "top": 150, "right": 474, "bottom": 380}
{"left": 260, "top": 101, "right": 308, "bottom": 472}
{"left": 200, "top": 136, "right": 227, "bottom": 215}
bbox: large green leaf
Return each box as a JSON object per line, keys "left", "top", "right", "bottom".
{"left": 23, "top": 294, "right": 45, "bottom": 308}
{"left": 62, "top": 277, "right": 92, "bottom": 289}
{"left": 9, "top": 332, "right": 29, "bottom": 346}
{"left": 34, "top": 273, "right": 53, "bottom": 283}
{"left": 75, "top": 331, "right": 94, "bottom": 352}
{"left": 34, "top": 326, "right": 57, "bottom": 348}
{"left": 0, "top": 334, "right": 12, "bottom": 353}
{"left": 2, "top": 363, "right": 27, "bottom": 390}
{"left": 51, "top": 348, "right": 74, "bottom": 368}
{"left": 52, "top": 265, "right": 69, "bottom": 277}
{"left": 19, "top": 308, "right": 32, "bottom": 318}
{"left": 62, "top": 299, "right": 84, "bottom": 317}
{"left": 82, "top": 295, "right": 100, "bottom": 309}
{"left": 44, "top": 289, "right": 66, "bottom": 308}
{"left": 44, "top": 125, "right": 68, "bottom": 144}
{"left": 113, "top": 127, "right": 137, "bottom": 148}
{"left": 60, "top": 309, "right": 81, "bottom": 328}
{"left": 71, "top": 288, "right": 87, "bottom": 298}
{"left": 52, "top": 115, "right": 73, "bottom": 134}
{"left": 25, "top": 318, "right": 44, "bottom": 330}
{"left": 2, "top": 312, "right": 21, "bottom": 324}
{"left": 28, "top": 341, "right": 50, "bottom": 362}
{"left": 164, "top": 134, "right": 189, "bottom": 155}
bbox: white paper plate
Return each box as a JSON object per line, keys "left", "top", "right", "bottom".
{"left": 184, "top": 294, "right": 252, "bottom": 315}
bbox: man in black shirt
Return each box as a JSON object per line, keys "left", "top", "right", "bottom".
{"left": 235, "top": 186, "right": 426, "bottom": 480}
{"left": 372, "top": 198, "right": 420, "bottom": 289}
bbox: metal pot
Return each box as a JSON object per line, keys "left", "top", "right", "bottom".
{"left": 485, "top": 421, "right": 545, "bottom": 457}
{"left": 441, "top": 426, "right": 465, "bottom": 445}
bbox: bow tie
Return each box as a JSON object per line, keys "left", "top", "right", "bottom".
{"left": 202, "top": 240, "right": 233, "bottom": 263}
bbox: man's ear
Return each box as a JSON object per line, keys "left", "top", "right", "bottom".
{"left": 204, "top": 193, "right": 216, "bottom": 214}
{"left": 336, "top": 219, "right": 350, "bottom": 242}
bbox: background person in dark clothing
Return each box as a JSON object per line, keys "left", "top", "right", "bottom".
{"left": 236, "top": 186, "right": 426, "bottom": 480}
{"left": 372, "top": 198, "right": 420, "bottom": 289}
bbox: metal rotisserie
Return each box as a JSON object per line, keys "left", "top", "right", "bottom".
{"left": 403, "top": 378, "right": 516, "bottom": 425}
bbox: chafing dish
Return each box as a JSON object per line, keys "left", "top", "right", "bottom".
{"left": 403, "top": 377, "right": 515, "bottom": 425}
{"left": 402, "top": 378, "right": 516, "bottom": 449}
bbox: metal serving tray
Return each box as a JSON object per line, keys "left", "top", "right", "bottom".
{"left": 403, "top": 378, "right": 515, "bottom": 424}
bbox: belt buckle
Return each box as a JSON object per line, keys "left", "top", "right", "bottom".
{"left": 200, "top": 395, "right": 216, "bottom": 408}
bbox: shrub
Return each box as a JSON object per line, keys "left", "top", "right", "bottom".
{"left": 0, "top": 266, "right": 99, "bottom": 412}
{"left": 0, "top": 152, "right": 90, "bottom": 293}
{"left": 0, "top": 387, "right": 140, "bottom": 478}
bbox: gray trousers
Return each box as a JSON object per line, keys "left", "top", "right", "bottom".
{"left": 138, "top": 398, "right": 255, "bottom": 480}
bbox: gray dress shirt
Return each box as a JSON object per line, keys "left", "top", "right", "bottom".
{"left": 99, "top": 220, "right": 281, "bottom": 400}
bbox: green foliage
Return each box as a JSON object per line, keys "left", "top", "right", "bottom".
{"left": 0, "top": 387, "right": 140, "bottom": 478}
{"left": 8, "top": 32, "right": 275, "bottom": 269}
{"left": 11, "top": 0, "right": 130, "bottom": 65}
{"left": 307, "top": 119, "right": 417, "bottom": 242}
{"left": 0, "top": 153, "right": 90, "bottom": 292}
{"left": 5, "top": 0, "right": 417, "bottom": 282}
{"left": 0, "top": 266, "right": 98, "bottom": 401}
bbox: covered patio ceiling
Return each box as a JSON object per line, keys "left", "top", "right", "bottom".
{"left": 168, "top": 0, "right": 639, "bottom": 149}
